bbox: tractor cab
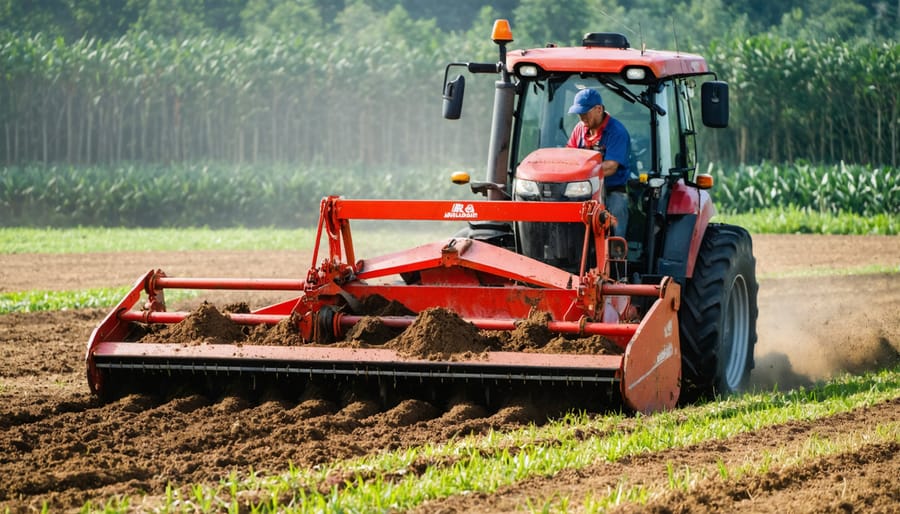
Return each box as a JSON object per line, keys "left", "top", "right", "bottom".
{"left": 444, "top": 22, "right": 729, "bottom": 279}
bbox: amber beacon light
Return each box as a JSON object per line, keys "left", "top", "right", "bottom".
{"left": 492, "top": 19, "right": 513, "bottom": 43}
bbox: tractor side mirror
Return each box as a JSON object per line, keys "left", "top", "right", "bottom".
{"left": 442, "top": 74, "right": 465, "bottom": 120}
{"left": 701, "top": 81, "right": 729, "bottom": 128}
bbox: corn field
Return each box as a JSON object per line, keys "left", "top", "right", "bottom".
{"left": 0, "top": 162, "right": 469, "bottom": 228}
{"left": 1, "top": 162, "right": 895, "bottom": 230}
{"left": 1, "top": 33, "right": 898, "bottom": 168}
{"left": 0, "top": 33, "right": 494, "bottom": 168}
{"left": 706, "top": 36, "right": 900, "bottom": 166}
{"left": 711, "top": 162, "right": 899, "bottom": 217}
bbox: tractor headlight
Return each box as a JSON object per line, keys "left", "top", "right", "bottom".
{"left": 517, "top": 64, "right": 539, "bottom": 77}
{"left": 563, "top": 177, "right": 600, "bottom": 199}
{"left": 515, "top": 179, "right": 540, "bottom": 199}
{"left": 625, "top": 67, "right": 646, "bottom": 81}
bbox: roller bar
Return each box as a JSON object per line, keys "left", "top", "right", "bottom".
{"left": 90, "top": 342, "right": 623, "bottom": 384}
{"left": 116, "top": 310, "right": 638, "bottom": 338}
{"left": 152, "top": 277, "right": 307, "bottom": 291}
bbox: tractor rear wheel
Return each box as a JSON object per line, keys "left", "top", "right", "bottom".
{"left": 679, "top": 223, "right": 758, "bottom": 403}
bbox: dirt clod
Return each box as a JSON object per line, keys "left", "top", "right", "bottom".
{"left": 358, "top": 295, "right": 416, "bottom": 317}
{"left": 344, "top": 316, "right": 402, "bottom": 344}
{"left": 139, "top": 301, "right": 247, "bottom": 345}
{"left": 536, "top": 334, "right": 622, "bottom": 355}
{"left": 506, "top": 310, "right": 554, "bottom": 350}
{"left": 385, "top": 307, "right": 487, "bottom": 359}
{"left": 246, "top": 312, "right": 304, "bottom": 346}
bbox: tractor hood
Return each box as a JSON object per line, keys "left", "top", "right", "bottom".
{"left": 516, "top": 147, "right": 603, "bottom": 183}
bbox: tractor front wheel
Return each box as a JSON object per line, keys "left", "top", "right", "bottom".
{"left": 679, "top": 224, "right": 759, "bottom": 403}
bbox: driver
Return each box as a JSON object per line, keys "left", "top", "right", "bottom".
{"left": 567, "top": 88, "right": 631, "bottom": 238}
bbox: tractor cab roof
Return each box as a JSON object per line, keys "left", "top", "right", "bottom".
{"left": 506, "top": 44, "right": 709, "bottom": 82}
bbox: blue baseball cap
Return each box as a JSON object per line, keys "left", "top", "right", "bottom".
{"left": 568, "top": 88, "right": 603, "bottom": 114}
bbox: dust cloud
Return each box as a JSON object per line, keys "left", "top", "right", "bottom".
{"left": 750, "top": 274, "right": 900, "bottom": 391}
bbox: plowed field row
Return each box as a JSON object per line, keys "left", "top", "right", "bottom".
{"left": 1, "top": 234, "right": 898, "bottom": 511}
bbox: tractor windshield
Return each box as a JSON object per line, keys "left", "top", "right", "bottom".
{"left": 514, "top": 75, "right": 671, "bottom": 177}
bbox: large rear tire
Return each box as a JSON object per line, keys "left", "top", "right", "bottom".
{"left": 679, "top": 224, "right": 758, "bottom": 403}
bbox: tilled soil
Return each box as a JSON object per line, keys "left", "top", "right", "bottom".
{"left": 1, "top": 234, "right": 898, "bottom": 512}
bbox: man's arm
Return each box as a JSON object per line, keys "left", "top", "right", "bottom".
{"left": 600, "top": 124, "right": 629, "bottom": 177}
{"left": 600, "top": 159, "right": 619, "bottom": 177}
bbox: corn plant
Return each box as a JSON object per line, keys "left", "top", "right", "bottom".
{"left": 711, "top": 162, "right": 899, "bottom": 217}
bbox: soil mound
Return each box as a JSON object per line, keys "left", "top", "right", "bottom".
{"left": 340, "top": 294, "right": 415, "bottom": 345}
{"left": 483, "top": 311, "right": 623, "bottom": 356}
{"left": 358, "top": 295, "right": 416, "bottom": 317}
{"left": 536, "top": 334, "right": 622, "bottom": 355}
{"left": 246, "top": 312, "right": 304, "bottom": 346}
{"left": 377, "top": 399, "right": 440, "bottom": 427}
{"left": 386, "top": 307, "right": 487, "bottom": 360}
{"left": 343, "top": 316, "right": 402, "bottom": 345}
{"left": 484, "top": 311, "right": 553, "bottom": 352}
{"left": 139, "top": 302, "right": 247, "bottom": 345}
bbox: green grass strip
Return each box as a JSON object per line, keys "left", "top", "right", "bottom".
{"left": 0, "top": 224, "right": 456, "bottom": 255}
{"left": 1, "top": 209, "right": 896, "bottom": 257}
{"left": 0, "top": 288, "right": 199, "bottom": 314}
{"left": 0, "top": 227, "right": 316, "bottom": 253}
{"left": 0, "top": 287, "right": 130, "bottom": 313}
{"left": 117, "top": 366, "right": 900, "bottom": 513}
{"left": 715, "top": 207, "right": 899, "bottom": 235}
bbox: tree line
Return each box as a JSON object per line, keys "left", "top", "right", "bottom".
{"left": 1, "top": 0, "right": 898, "bottom": 168}
{"left": 3, "top": 0, "right": 898, "bottom": 45}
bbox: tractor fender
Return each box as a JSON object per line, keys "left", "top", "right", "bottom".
{"left": 661, "top": 181, "right": 716, "bottom": 279}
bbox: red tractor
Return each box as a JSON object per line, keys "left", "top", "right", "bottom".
{"left": 442, "top": 21, "right": 758, "bottom": 401}
{"left": 86, "top": 20, "right": 758, "bottom": 412}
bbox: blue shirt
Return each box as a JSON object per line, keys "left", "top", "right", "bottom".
{"left": 567, "top": 115, "right": 631, "bottom": 188}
